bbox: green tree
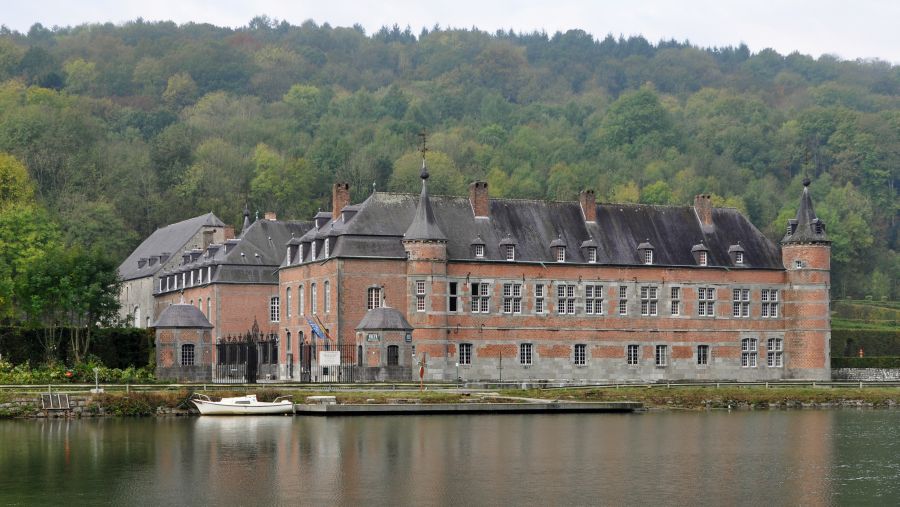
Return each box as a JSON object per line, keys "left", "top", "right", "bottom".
{"left": 641, "top": 180, "right": 672, "bottom": 204}
{"left": 63, "top": 58, "right": 98, "bottom": 95}
{"left": 162, "top": 72, "right": 199, "bottom": 109}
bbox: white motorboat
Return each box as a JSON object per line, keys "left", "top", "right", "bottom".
{"left": 191, "top": 393, "right": 294, "bottom": 415}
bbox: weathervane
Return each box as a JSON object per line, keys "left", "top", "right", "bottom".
{"left": 418, "top": 129, "right": 429, "bottom": 179}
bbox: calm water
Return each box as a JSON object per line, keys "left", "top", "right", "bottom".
{"left": 1, "top": 410, "right": 898, "bottom": 506}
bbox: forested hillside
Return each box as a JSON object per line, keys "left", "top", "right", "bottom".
{"left": 0, "top": 18, "right": 896, "bottom": 299}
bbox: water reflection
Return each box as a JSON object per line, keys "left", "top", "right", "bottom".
{"left": 1, "top": 410, "right": 898, "bottom": 505}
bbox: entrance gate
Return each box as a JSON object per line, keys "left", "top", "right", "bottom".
{"left": 213, "top": 320, "right": 279, "bottom": 383}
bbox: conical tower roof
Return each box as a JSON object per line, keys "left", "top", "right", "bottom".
{"left": 782, "top": 178, "right": 829, "bottom": 244}
{"left": 403, "top": 159, "right": 447, "bottom": 241}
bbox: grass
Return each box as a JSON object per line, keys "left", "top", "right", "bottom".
{"left": 504, "top": 386, "right": 900, "bottom": 409}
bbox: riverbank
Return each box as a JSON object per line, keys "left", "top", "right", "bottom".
{"left": 1, "top": 385, "right": 898, "bottom": 418}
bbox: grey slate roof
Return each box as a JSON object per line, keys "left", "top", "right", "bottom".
{"left": 152, "top": 303, "right": 213, "bottom": 328}
{"left": 403, "top": 173, "right": 447, "bottom": 241}
{"left": 356, "top": 307, "right": 414, "bottom": 331}
{"left": 782, "top": 179, "right": 829, "bottom": 244}
{"left": 118, "top": 213, "right": 225, "bottom": 281}
{"left": 292, "top": 192, "right": 783, "bottom": 269}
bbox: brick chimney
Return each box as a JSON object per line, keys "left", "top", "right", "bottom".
{"left": 694, "top": 194, "right": 713, "bottom": 227}
{"left": 579, "top": 189, "right": 597, "bottom": 222}
{"left": 264, "top": 211, "right": 277, "bottom": 221}
{"left": 223, "top": 226, "right": 235, "bottom": 240}
{"left": 332, "top": 182, "right": 350, "bottom": 219}
{"left": 469, "top": 181, "right": 489, "bottom": 218}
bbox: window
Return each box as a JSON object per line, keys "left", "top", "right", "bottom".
{"left": 741, "top": 338, "right": 758, "bottom": 367}
{"left": 732, "top": 288, "right": 750, "bottom": 318}
{"left": 448, "top": 282, "right": 459, "bottom": 312}
{"left": 504, "top": 244, "right": 515, "bottom": 261}
{"left": 502, "top": 283, "right": 522, "bottom": 314}
{"left": 474, "top": 244, "right": 485, "bottom": 258}
{"left": 556, "top": 284, "right": 575, "bottom": 314}
{"left": 640, "top": 286, "right": 658, "bottom": 316}
{"left": 324, "top": 281, "right": 331, "bottom": 313}
{"left": 197, "top": 269, "right": 202, "bottom": 284}
{"left": 189, "top": 270, "right": 194, "bottom": 286}
{"left": 367, "top": 287, "right": 382, "bottom": 310}
{"left": 794, "top": 259, "right": 803, "bottom": 269}
{"left": 698, "top": 287, "right": 715, "bottom": 317}
{"left": 697, "top": 345, "right": 709, "bottom": 365}
{"left": 627, "top": 345, "right": 639, "bottom": 365}
{"left": 735, "top": 251, "right": 744, "bottom": 264}
{"left": 585, "top": 285, "right": 603, "bottom": 315}
{"left": 534, "top": 284, "right": 545, "bottom": 314}
{"left": 762, "top": 289, "right": 779, "bottom": 318}
{"left": 311, "top": 283, "right": 317, "bottom": 314}
{"left": 471, "top": 282, "right": 490, "bottom": 313}
{"left": 670, "top": 287, "right": 681, "bottom": 316}
{"left": 618, "top": 286, "right": 628, "bottom": 315}
{"left": 298, "top": 244, "right": 304, "bottom": 263}
{"left": 323, "top": 238, "right": 330, "bottom": 258}
{"left": 207, "top": 266, "right": 212, "bottom": 282}
{"left": 298, "top": 285, "right": 305, "bottom": 315}
{"left": 181, "top": 344, "right": 195, "bottom": 366}
{"left": 655, "top": 345, "right": 667, "bottom": 366}
{"left": 519, "top": 343, "right": 533, "bottom": 365}
{"left": 416, "top": 280, "right": 426, "bottom": 312}
{"left": 459, "top": 343, "right": 472, "bottom": 365}
{"left": 556, "top": 246, "right": 566, "bottom": 262}
{"left": 387, "top": 345, "right": 399, "bottom": 366}
{"left": 698, "top": 251, "right": 708, "bottom": 266}
{"left": 574, "top": 344, "right": 586, "bottom": 366}
{"left": 270, "top": 296, "right": 280, "bottom": 322}
{"left": 643, "top": 249, "right": 654, "bottom": 265}
{"left": 286, "top": 331, "right": 292, "bottom": 353}
{"left": 767, "top": 338, "right": 783, "bottom": 367}
{"left": 286, "top": 288, "right": 292, "bottom": 318}
{"left": 311, "top": 241, "right": 317, "bottom": 260}
{"left": 587, "top": 247, "right": 597, "bottom": 264}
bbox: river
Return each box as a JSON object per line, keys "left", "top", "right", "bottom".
{"left": 1, "top": 410, "right": 898, "bottom": 506}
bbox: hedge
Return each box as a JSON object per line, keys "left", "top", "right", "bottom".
{"left": 0, "top": 327, "right": 151, "bottom": 368}
{"left": 831, "top": 329, "right": 900, "bottom": 357}
{"left": 832, "top": 357, "right": 900, "bottom": 369}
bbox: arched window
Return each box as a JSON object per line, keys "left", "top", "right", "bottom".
{"left": 324, "top": 281, "right": 331, "bottom": 313}
{"left": 133, "top": 306, "right": 140, "bottom": 328}
{"left": 286, "top": 288, "right": 292, "bottom": 318}
{"left": 298, "top": 285, "right": 304, "bottom": 316}
{"left": 181, "top": 344, "right": 195, "bottom": 366}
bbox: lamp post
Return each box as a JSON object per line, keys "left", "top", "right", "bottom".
{"left": 91, "top": 367, "right": 104, "bottom": 394}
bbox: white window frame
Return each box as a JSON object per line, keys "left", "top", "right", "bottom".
{"left": 741, "top": 338, "right": 758, "bottom": 367}
{"left": 574, "top": 344, "right": 586, "bottom": 366}
{"left": 585, "top": 284, "right": 603, "bottom": 315}
{"left": 556, "top": 283, "right": 575, "bottom": 315}
{"left": 323, "top": 238, "right": 330, "bottom": 258}
{"left": 732, "top": 288, "right": 750, "bottom": 318}
{"left": 311, "top": 283, "right": 318, "bottom": 314}
{"left": 698, "top": 287, "right": 715, "bottom": 317}
{"left": 474, "top": 244, "right": 485, "bottom": 258}
{"left": 618, "top": 286, "right": 628, "bottom": 316}
{"left": 367, "top": 287, "right": 382, "bottom": 310}
{"left": 640, "top": 286, "right": 658, "bottom": 316}
{"left": 643, "top": 249, "right": 653, "bottom": 265}
{"left": 502, "top": 283, "right": 522, "bottom": 314}
{"left": 324, "top": 281, "right": 331, "bottom": 313}
{"left": 505, "top": 244, "right": 515, "bottom": 261}
{"left": 534, "top": 284, "right": 545, "bottom": 314}
{"left": 519, "top": 343, "right": 533, "bottom": 365}
{"left": 556, "top": 246, "right": 566, "bottom": 262}
{"left": 416, "top": 280, "right": 426, "bottom": 312}
{"left": 655, "top": 345, "right": 667, "bottom": 367}
{"left": 286, "top": 288, "right": 292, "bottom": 318}
{"left": 670, "top": 286, "right": 681, "bottom": 316}
{"left": 762, "top": 289, "right": 779, "bottom": 318}
{"left": 587, "top": 247, "right": 597, "bottom": 264}
{"left": 459, "top": 343, "right": 472, "bottom": 365}
{"left": 767, "top": 337, "right": 783, "bottom": 367}
{"left": 627, "top": 344, "right": 639, "bottom": 365}
{"left": 299, "top": 285, "right": 305, "bottom": 315}
{"left": 697, "top": 344, "right": 709, "bottom": 365}
{"left": 735, "top": 251, "right": 744, "bottom": 265}
{"left": 698, "top": 250, "right": 708, "bottom": 266}
{"left": 471, "top": 282, "right": 490, "bottom": 313}
{"left": 270, "top": 296, "right": 281, "bottom": 323}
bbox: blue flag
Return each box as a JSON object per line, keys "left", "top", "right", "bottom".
{"left": 306, "top": 317, "right": 325, "bottom": 339}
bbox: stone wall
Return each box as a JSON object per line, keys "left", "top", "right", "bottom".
{"left": 832, "top": 368, "right": 900, "bottom": 381}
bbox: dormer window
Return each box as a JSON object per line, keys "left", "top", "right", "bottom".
{"left": 555, "top": 247, "right": 565, "bottom": 262}
{"left": 298, "top": 244, "right": 304, "bottom": 263}
{"left": 735, "top": 251, "right": 744, "bottom": 264}
{"left": 550, "top": 235, "right": 567, "bottom": 263}
{"left": 474, "top": 244, "right": 485, "bottom": 258}
{"left": 698, "top": 251, "right": 707, "bottom": 266}
{"left": 637, "top": 240, "right": 654, "bottom": 265}
{"left": 587, "top": 247, "right": 597, "bottom": 264}
{"left": 323, "top": 238, "right": 330, "bottom": 258}
{"left": 311, "top": 241, "right": 317, "bottom": 260}
{"left": 286, "top": 247, "right": 292, "bottom": 265}
{"left": 500, "top": 235, "right": 518, "bottom": 261}
{"left": 505, "top": 244, "right": 515, "bottom": 261}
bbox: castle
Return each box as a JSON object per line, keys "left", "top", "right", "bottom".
{"left": 122, "top": 166, "right": 831, "bottom": 383}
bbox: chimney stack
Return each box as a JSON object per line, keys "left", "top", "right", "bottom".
{"left": 223, "top": 226, "right": 235, "bottom": 240}
{"left": 332, "top": 182, "right": 350, "bottom": 219}
{"left": 264, "top": 211, "right": 277, "bottom": 221}
{"left": 469, "top": 181, "right": 490, "bottom": 218}
{"left": 694, "top": 194, "right": 713, "bottom": 227}
{"left": 579, "top": 189, "right": 597, "bottom": 222}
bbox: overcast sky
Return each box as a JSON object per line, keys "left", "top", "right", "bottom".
{"left": 5, "top": 0, "right": 899, "bottom": 63}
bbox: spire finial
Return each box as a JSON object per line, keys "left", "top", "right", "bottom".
{"left": 418, "top": 129, "right": 429, "bottom": 180}
{"left": 372, "top": 181, "right": 377, "bottom": 194}
{"left": 802, "top": 177, "right": 811, "bottom": 187}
